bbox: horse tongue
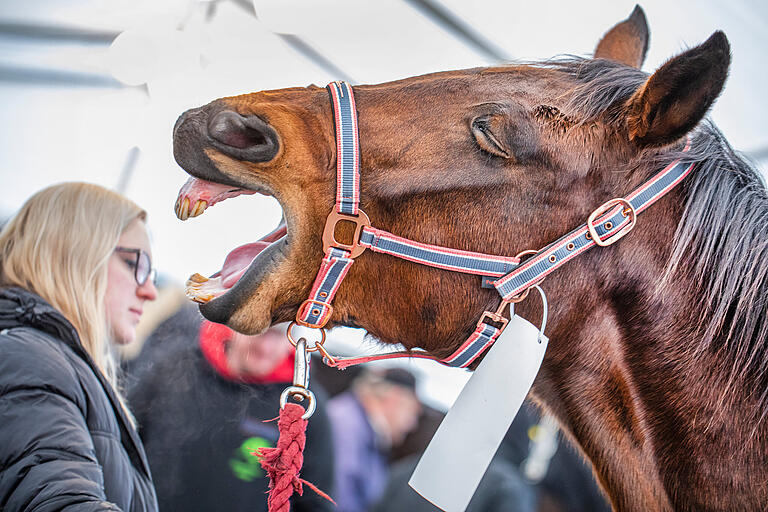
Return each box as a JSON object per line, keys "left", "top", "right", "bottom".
{"left": 220, "top": 241, "right": 273, "bottom": 289}
{"left": 175, "top": 176, "right": 256, "bottom": 220}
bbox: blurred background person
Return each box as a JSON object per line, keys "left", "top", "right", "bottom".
{"left": 371, "top": 452, "right": 535, "bottom": 512}
{"left": 313, "top": 360, "right": 607, "bottom": 512}
{"left": 496, "top": 403, "right": 611, "bottom": 512}
{"left": 327, "top": 368, "right": 421, "bottom": 512}
{"left": 368, "top": 400, "right": 609, "bottom": 512}
{"left": 0, "top": 182, "right": 159, "bottom": 511}
{"left": 127, "top": 313, "right": 334, "bottom": 512}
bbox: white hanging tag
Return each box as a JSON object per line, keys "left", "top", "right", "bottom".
{"left": 409, "top": 313, "right": 548, "bottom": 512}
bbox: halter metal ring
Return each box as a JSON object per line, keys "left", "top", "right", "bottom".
{"left": 314, "top": 342, "right": 337, "bottom": 366}
{"left": 508, "top": 249, "right": 546, "bottom": 303}
{"left": 508, "top": 288, "right": 531, "bottom": 303}
{"left": 515, "top": 249, "right": 539, "bottom": 260}
{"left": 287, "top": 321, "right": 327, "bottom": 351}
{"left": 587, "top": 198, "right": 637, "bottom": 247}
{"left": 280, "top": 386, "right": 317, "bottom": 420}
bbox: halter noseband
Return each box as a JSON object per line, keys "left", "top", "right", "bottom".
{"left": 293, "top": 81, "right": 694, "bottom": 369}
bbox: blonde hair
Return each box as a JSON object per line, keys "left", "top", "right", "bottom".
{"left": 0, "top": 182, "right": 146, "bottom": 397}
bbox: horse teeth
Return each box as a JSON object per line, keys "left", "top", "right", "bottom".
{"left": 184, "top": 273, "right": 217, "bottom": 304}
{"left": 190, "top": 200, "right": 207, "bottom": 217}
{"left": 177, "top": 197, "right": 190, "bottom": 221}
{"left": 185, "top": 288, "right": 213, "bottom": 304}
{"left": 188, "top": 273, "right": 209, "bottom": 284}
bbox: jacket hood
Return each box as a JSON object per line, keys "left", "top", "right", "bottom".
{"left": 0, "top": 287, "right": 81, "bottom": 349}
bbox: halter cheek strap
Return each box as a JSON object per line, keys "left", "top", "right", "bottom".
{"left": 296, "top": 81, "right": 694, "bottom": 369}
{"left": 294, "top": 83, "right": 360, "bottom": 328}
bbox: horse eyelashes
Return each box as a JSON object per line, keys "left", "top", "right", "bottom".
{"left": 471, "top": 115, "right": 511, "bottom": 159}
{"left": 533, "top": 105, "right": 575, "bottom": 134}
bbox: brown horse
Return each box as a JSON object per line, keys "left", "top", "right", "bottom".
{"left": 171, "top": 6, "right": 768, "bottom": 511}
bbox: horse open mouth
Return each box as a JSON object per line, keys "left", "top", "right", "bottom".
{"left": 174, "top": 176, "right": 288, "bottom": 306}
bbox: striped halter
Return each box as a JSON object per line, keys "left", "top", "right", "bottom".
{"left": 292, "top": 81, "right": 694, "bottom": 369}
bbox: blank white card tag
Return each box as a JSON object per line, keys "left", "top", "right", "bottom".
{"left": 409, "top": 314, "right": 548, "bottom": 512}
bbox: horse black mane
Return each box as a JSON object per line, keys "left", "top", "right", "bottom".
{"left": 545, "top": 57, "right": 768, "bottom": 420}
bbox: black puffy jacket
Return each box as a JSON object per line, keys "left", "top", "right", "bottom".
{"left": 126, "top": 307, "right": 335, "bottom": 512}
{"left": 0, "top": 287, "right": 158, "bottom": 511}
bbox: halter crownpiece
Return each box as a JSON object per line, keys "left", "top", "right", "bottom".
{"left": 295, "top": 81, "right": 695, "bottom": 369}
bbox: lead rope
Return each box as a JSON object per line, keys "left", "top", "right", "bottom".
{"left": 256, "top": 338, "right": 334, "bottom": 512}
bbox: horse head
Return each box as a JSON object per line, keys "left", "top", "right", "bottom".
{"left": 172, "top": 7, "right": 729, "bottom": 361}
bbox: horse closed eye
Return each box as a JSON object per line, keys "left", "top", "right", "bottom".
{"left": 471, "top": 116, "right": 511, "bottom": 159}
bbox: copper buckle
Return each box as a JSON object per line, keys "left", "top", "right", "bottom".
{"left": 295, "top": 299, "right": 334, "bottom": 329}
{"left": 322, "top": 209, "right": 370, "bottom": 258}
{"left": 477, "top": 299, "right": 511, "bottom": 331}
{"left": 587, "top": 198, "right": 636, "bottom": 247}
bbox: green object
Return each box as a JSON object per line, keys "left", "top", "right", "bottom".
{"left": 229, "top": 436, "right": 271, "bottom": 482}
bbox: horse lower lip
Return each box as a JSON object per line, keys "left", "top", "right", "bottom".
{"left": 185, "top": 237, "right": 285, "bottom": 305}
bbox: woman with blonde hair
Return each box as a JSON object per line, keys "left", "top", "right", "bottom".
{"left": 0, "top": 182, "right": 159, "bottom": 511}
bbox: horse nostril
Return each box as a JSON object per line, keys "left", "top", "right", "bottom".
{"left": 206, "top": 110, "right": 280, "bottom": 163}
{"left": 209, "top": 111, "right": 266, "bottom": 149}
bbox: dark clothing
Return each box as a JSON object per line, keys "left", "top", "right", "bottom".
{"left": 0, "top": 287, "right": 158, "bottom": 512}
{"left": 127, "top": 310, "right": 334, "bottom": 512}
{"left": 498, "top": 402, "right": 611, "bottom": 512}
{"left": 371, "top": 400, "right": 608, "bottom": 512}
{"left": 370, "top": 455, "right": 536, "bottom": 512}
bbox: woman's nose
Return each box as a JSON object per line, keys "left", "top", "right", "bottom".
{"left": 138, "top": 279, "right": 159, "bottom": 301}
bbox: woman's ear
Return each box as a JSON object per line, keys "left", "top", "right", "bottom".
{"left": 594, "top": 5, "right": 649, "bottom": 69}
{"left": 625, "top": 31, "right": 730, "bottom": 147}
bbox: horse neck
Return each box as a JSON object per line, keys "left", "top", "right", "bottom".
{"left": 528, "top": 187, "right": 768, "bottom": 510}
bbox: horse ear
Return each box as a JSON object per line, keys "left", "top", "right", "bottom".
{"left": 625, "top": 31, "right": 730, "bottom": 147}
{"left": 594, "top": 5, "right": 649, "bottom": 68}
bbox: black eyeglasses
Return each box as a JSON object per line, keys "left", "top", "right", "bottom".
{"left": 115, "top": 246, "right": 158, "bottom": 286}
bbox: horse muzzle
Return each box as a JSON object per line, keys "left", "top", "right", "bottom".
{"left": 172, "top": 100, "right": 281, "bottom": 188}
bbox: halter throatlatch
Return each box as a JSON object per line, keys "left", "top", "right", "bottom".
{"left": 295, "top": 81, "right": 695, "bottom": 369}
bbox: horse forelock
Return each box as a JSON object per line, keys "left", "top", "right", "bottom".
{"left": 532, "top": 57, "right": 648, "bottom": 124}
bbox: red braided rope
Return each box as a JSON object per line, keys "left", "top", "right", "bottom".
{"left": 256, "top": 402, "right": 334, "bottom": 512}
